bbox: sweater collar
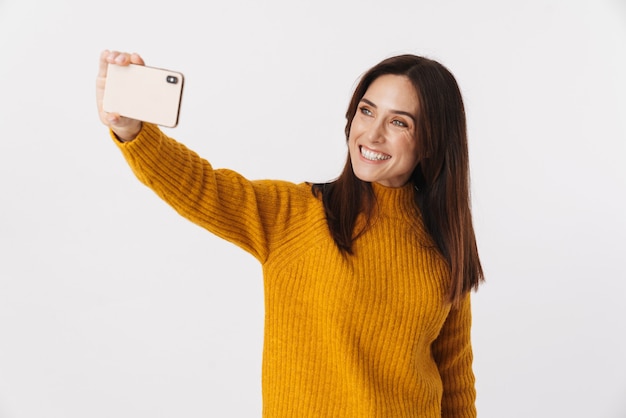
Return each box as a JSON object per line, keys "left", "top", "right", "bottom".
{"left": 370, "top": 182, "right": 419, "bottom": 219}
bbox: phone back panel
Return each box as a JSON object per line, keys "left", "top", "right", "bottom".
{"left": 102, "top": 64, "right": 184, "bottom": 128}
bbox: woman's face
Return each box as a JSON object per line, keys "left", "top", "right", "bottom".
{"left": 348, "top": 74, "right": 420, "bottom": 188}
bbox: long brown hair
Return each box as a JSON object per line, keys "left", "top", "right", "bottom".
{"left": 312, "top": 54, "right": 484, "bottom": 305}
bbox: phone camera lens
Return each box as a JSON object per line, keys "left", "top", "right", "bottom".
{"left": 166, "top": 75, "right": 178, "bottom": 84}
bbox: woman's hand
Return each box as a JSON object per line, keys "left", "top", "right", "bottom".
{"left": 96, "top": 50, "right": 145, "bottom": 142}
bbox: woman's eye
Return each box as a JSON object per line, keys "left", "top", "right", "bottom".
{"left": 359, "top": 107, "right": 372, "bottom": 116}
{"left": 392, "top": 119, "right": 407, "bottom": 127}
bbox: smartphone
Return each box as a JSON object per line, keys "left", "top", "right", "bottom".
{"left": 102, "top": 63, "right": 184, "bottom": 128}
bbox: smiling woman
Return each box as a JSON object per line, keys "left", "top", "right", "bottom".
{"left": 97, "top": 50, "right": 484, "bottom": 417}
{"left": 348, "top": 74, "right": 421, "bottom": 187}
{"left": 313, "top": 54, "right": 483, "bottom": 305}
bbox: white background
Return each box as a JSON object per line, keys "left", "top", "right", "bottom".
{"left": 1, "top": 0, "right": 625, "bottom": 417}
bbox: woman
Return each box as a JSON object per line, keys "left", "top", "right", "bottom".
{"left": 96, "top": 50, "right": 484, "bottom": 417}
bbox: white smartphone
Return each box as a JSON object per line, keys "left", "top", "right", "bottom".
{"left": 102, "top": 63, "right": 185, "bottom": 128}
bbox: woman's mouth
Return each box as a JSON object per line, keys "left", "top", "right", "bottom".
{"left": 360, "top": 146, "right": 391, "bottom": 161}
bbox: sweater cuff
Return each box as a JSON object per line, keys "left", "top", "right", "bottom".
{"left": 109, "top": 122, "right": 162, "bottom": 150}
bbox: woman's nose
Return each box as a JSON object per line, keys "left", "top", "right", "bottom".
{"left": 367, "top": 120, "right": 386, "bottom": 143}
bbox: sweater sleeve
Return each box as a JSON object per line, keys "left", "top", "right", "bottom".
{"left": 112, "top": 123, "right": 298, "bottom": 263}
{"left": 431, "top": 293, "right": 477, "bottom": 418}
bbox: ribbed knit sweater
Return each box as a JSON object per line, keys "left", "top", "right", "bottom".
{"left": 113, "top": 123, "right": 476, "bottom": 417}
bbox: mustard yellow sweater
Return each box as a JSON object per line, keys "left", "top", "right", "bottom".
{"left": 113, "top": 123, "right": 476, "bottom": 417}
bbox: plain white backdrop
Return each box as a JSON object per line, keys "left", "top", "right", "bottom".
{"left": 1, "top": 0, "right": 625, "bottom": 416}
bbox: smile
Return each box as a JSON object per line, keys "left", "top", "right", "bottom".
{"left": 360, "top": 146, "right": 391, "bottom": 161}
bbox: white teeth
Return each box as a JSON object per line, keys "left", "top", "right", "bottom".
{"left": 361, "top": 147, "right": 391, "bottom": 161}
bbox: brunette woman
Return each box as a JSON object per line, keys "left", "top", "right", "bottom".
{"left": 96, "top": 50, "right": 484, "bottom": 417}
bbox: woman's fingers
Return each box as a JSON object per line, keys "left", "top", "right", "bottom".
{"left": 96, "top": 49, "right": 144, "bottom": 141}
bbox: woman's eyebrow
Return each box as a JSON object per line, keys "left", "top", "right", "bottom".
{"left": 360, "top": 98, "right": 416, "bottom": 122}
